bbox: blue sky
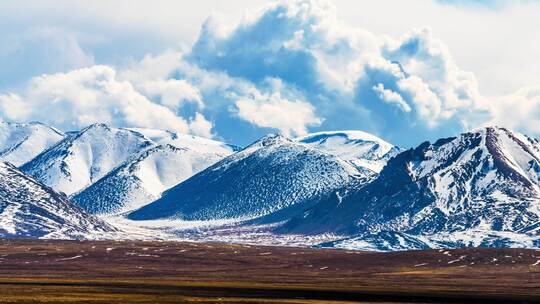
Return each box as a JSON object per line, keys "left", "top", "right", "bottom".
{"left": 1, "top": 0, "right": 540, "bottom": 147}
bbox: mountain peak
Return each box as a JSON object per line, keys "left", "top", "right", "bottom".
{"left": 295, "top": 130, "right": 399, "bottom": 173}
{"left": 80, "top": 123, "right": 112, "bottom": 132}
{"left": 21, "top": 124, "right": 155, "bottom": 196}
{"left": 256, "top": 133, "right": 290, "bottom": 146}
{"left": 296, "top": 130, "right": 392, "bottom": 146}
{"left": 0, "top": 121, "right": 65, "bottom": 166}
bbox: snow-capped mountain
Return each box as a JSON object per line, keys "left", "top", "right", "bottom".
{"left": 21, "top": 123, "right": 154, "bottom": 196}
{"left": 74, "top": 143, "right": 234, "bottom": 214}
{"left": 4, "top": 120, "right": 539, "bottom": 250}
{"left": 0, "top": 121, "right": 64, "bottom": 166}
{"left": 295, "top": 130, "right": 400, "bottom": 173}
{"left": 283, "top": 127, "right": 540, "bottom": 249}
{"left": 0, "top": 162, "right": 115, "bottom": 239}
{"left": 128, "top": 134, "right": 370, "bottom": 222}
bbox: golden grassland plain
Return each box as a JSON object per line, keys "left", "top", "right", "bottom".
{"left": 0, "top": 239, "right": 539, "bottom": 303}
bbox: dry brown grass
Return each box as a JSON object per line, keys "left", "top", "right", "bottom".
{"left": 0, "top": 239, "right": 538, "bottom": 303}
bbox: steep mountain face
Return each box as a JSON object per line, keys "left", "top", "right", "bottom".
{"left": 0, "top": 162, "right": 115, "bottom": 239}
{"left": 295, "top": 131, "right": 399, "bottom": 173}
{"left": 74, "top": 144, "right": 233, "bottom": 214}
{"left": 128, "top": 134, "right": 370, "bottom": 222}
{"left": 21, "top": 124, "right": 154, "bottom": 196}
{"left": 0, "top": 122, "right": 64, "bottom": 166}
{"left": 283, "top": 127, "right": 540, "bottom": 246}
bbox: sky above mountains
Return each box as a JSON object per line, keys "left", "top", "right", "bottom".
{"left": 1, "top": 0, "right": 540, "bottom": 147}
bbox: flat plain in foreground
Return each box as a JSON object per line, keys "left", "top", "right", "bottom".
{"left": 0, "top": 239, "right": 538, "bottom": 303}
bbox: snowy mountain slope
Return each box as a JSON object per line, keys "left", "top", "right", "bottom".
{"left": 282, "top": 127, "right": 540, "bottom": 246}
{"left": 21, "top": 123, "right": 154, "bottom": 196}
{"left": 316, "top": 230, "right": 540, "bottom": 252}
{"left": 295, "top": 130, "right": 400, "bottom": 173}
{"left": 128, "top": 128, "right": 241, "bottom": 154}
{"left": 128, "top": 134, "right": 371, "bottom": 222}
{"left": 0, "top": 162, "right": 115, "bottom": 239}
{"left": 0, "top": 122, "right": 64, "bottom": 166}
{"left": 74, "top": 144, "right": 233, "bottom": 214}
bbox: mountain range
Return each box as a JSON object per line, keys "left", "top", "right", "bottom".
{"left": 282, "top": 127, "right": 540, "bottom": 250}
{"left": 128, "top": 133, "right": 377, "bottom": 221}
{"left": 0, "top": 120, "right": 539, "bottom": 251}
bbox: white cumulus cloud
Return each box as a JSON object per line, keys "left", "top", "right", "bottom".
{"left": 141, "top": 79, "right": 204, "bottom": 109}
{"left": 235, "top": 91, "right": 322, "bottom": 137}
{"left": 188, "top": 112, "right": 214, "bottom": 138}
{"left": 0, "top": 65, "right": 214, "bottom": 136}
{"left": 487, "top": 86, "right": 540, "bottom": 135}
{"left": 372, "top": 83, "right": 411, "bottom": 113}
{"left": 2, "top": 0, "right": 540, "bottom": 146}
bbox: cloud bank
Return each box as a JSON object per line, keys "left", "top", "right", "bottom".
{"left": 1, "top": 0, "right": 540, "bottom": 146}
{"left": 183, "top": 0, "right": 492, "bottom": 144}
{"left": 0, "top": 66, "right": 213, "bottom": 137}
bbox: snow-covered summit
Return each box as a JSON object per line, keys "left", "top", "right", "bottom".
{"left": 295, "top": 130, "right": 399, "bottom": 173}
{"left": 0, "top": 121, "right": 65, "bottom": 166}
{"left": 296, "top": 130, "right": 392, "bottom": 147}
{"left": 21, "top": 123, "right": 154, "bottom": 196}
